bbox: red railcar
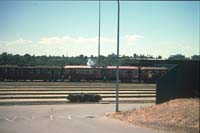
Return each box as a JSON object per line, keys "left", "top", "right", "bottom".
{"left": 140, "top": 67, "right": 168, "bottom": 83}
{"left": 0, "top": 65, "right": 168, "bottom": 83}
{"left": 64, "top": 66, "right": 138, "bottom": 82}
{"left": 0, "top": 66, "right": 63, "bottom": 81}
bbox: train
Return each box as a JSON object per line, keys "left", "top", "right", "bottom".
{"left": 0, "top": 65, "right": 168, "bottom": 83}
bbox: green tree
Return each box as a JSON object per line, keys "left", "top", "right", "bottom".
{"left": 168, "top": 54, "right": 187, "bottom": 60}
{"left": 191, "top": 55, "right": 200, "bottom": 60}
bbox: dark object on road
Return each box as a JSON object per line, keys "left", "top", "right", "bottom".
{"left": 67, "top": 93, "right": 102, "bottom": 102}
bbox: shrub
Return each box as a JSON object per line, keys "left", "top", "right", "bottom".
{"left": 67, "top": 93, "right": 102, "bottom": 102}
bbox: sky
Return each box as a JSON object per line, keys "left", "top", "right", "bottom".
{"left": 0, "top": 1, "right": 199, "bottom": 58}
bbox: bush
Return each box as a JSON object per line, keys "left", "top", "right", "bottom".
{"left": 67, "top": 93, "right": 102, "bottom": 102}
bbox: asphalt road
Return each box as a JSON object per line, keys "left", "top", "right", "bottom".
{"left": 0, "top": 103, "right": 168, "bottom": 133}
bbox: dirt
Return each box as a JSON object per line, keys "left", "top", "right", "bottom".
{"left": 107, "top": 98, "right": 200, "bottom": 133}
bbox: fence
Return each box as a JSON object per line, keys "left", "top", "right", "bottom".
{"left": 156, "top": 61, "right": 199, "bottom": 104}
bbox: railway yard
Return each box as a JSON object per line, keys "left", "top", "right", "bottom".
{"left": 0, "top": 82, "right": 156, "bottom": 105}
{"left": 0, "top": 81, "right": 160, "bottom": 133}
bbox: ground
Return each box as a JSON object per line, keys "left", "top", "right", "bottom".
{"left": 107, "top": 98, "right": 200, "bottom": 133}
{"left": 1, "top": 82, "right": 198, "bottom": 132}
{"left": 0, "top": 103, "right": 169, "bottom": 133}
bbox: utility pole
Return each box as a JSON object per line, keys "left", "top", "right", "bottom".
{"left": 116, "top": 0, "right": 120, "bottom": 112}
{"left": 98, "top": 0, "right": 101, "bottom": 66}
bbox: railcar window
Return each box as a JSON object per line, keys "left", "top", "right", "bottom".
{"left": 19, "top": 69, "right": 23, "bottom": 76}
{"left": 65, "top": 69, "right": 70, "bottom": 74}
{"left": 40, "top": 69, "right": 47, "bottom": 74}
{"left": 89, "top": 69, "right": 95, "bottom": 75}
{"left": 35, "top": 69, "right": 41, "bottom": 74}
{"left": 29, "top": 69, "right": 34, "bottom": 74}
{"left": 77, "top": 69, "right": 88, "bottom": 75}
{"left": 54, "top": 69, "right": 61, "bottom": 75}
{"left": 96, "top": 69, "right": 101, "bottom": 75}
{"left": 47, "top": 69, "right": 52, "bottom": 75}
{"left": 4, "top": 68, "right": 8, "bottom": 74}
{"left": 10, "top": 68, "right": 15, "bottom": 74}
{"left": 120, "top": 70, "right": 126, "bottom": 77}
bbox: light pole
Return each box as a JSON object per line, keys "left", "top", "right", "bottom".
{"left": 116, "top": 0, "right": 120, "bottom": 112}
{"left": 98, "top": 0, "right": 101, "bottom": 66}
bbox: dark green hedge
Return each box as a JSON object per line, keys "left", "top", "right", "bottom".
{"left": 67, "top": 93, "right": 102, "bottom": 102}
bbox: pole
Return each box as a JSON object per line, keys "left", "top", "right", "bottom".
{"left": 98, "top": 0, "right": 101, "bottom": 65}
{"left": 116, "top": 0, "right": 120, "bottom": 112}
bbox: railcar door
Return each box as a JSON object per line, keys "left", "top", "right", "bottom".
{"left": 0, "top": 67, "right": 4, "bottom": 81}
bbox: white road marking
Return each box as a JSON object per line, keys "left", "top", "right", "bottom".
{"left": 4, "top": 116, "right": 16, "bottom": 122}
{"left": 50, "top": 115, "right": 53, "bottom": 120}
{"left": 30, "top": 116, "right": 35, "bottom": 120}
{"left": 67, "top": 114, "right": 72, "bottom": 120}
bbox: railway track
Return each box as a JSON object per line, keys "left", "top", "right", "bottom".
{"left": 0, "top": 82, "right": 156, "bottom": 105}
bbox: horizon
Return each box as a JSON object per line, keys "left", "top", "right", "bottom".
{"left": 1, "top": 52, "right": 197, "bottom": 60}
{"left": 0, "top": 1, "right": 199, "bottom": 58}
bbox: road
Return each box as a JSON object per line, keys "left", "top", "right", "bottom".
{"left": 0, "top": 103, "right": 168, "bottom": 133}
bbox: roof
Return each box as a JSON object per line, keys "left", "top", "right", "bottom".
{"left": 141, "top": 67, "right": 167, "bottom": 70}
{"left": 107, "top": 66, "right": 138, "bottom": 70}
{"left": 64, "top": 65, "right": 138, "bottom": 70}
{"left": 0, "top": 65, "right": 61, "bottom": 69}
{"left": 64, "top": 65, "right": 92, "bottom": 69}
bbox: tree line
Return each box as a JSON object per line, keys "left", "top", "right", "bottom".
{"left": 0, "top": 52, "right": 199, "bottom": 66}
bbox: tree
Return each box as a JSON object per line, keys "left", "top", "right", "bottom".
{"left": 157, "top": 55, "right": 162, "bottom": 59}
{"left": 133, "top": 53, "right": 138, "bottom": 59}
{"left": 168, "top": 54, "right": 187, "bottom": 60}
{"left": 0, "top": 52, "right": 8, "bottom": 65}
{"left": 191, "top": 55, "right": 200, "bottom": 60}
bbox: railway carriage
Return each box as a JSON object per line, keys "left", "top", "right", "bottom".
{"left": 0, "top": 66, "right": 63, "bottom": 81}
{"left": 140, "top": 67, "right": 168, "bottom": 83}
{"left": 0, "top": 65, "right": 168, "bottom": 83}
{"left": 64, "top": 66, "right": 138, "bottom": 82}
{"left": 105, "top": 66, "right": 138, "bottom": 82}
{"left": 64, "top": 66, "right": 97, "bottom": 81}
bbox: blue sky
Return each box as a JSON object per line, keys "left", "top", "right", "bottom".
{"left": 0, "top": 1, "right": 199, "bottom": 58}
